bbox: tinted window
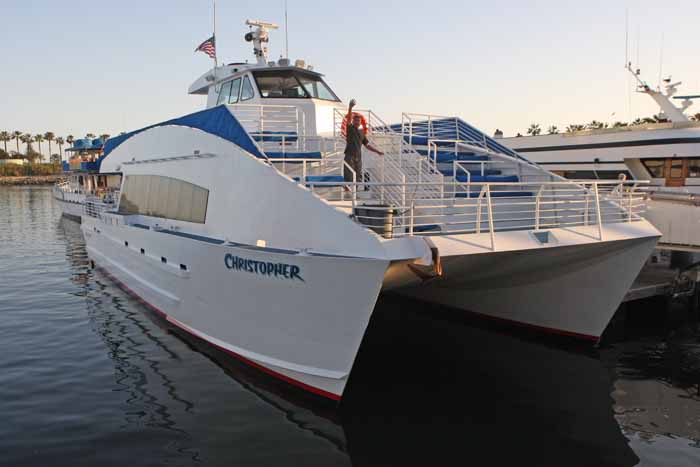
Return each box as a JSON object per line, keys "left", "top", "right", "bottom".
{"left": 252, "top": 70, "right": 340, "bottom": 101}
{"left": 228, "top": 78, "right": 242, "bottom": 104}
{"left": 240, "top": 76, "right": 255, "bottom": 101}
{"left": 119, "top": 175, "right": 209, "bottom": 224}
{"left": 295, "top": 73, "right": 338, "bottom": 100}
{"left": 216, "top": 80, "right": 234, "bottom": 105}
{"left": 642, "top": 159, "right": 665, "bottom": 178}
{"left": 688, "top": 159, "right": 700, "bottom": 178}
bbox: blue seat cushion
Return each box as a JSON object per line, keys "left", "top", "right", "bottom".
{"left": 292, "top": 175, "right": 345, "bottom": 186}
{"left": 251, "top": 131, "right": 298, "bottom": 142}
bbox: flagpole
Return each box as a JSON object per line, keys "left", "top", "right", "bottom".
{"left": 213, "top": 0, "right": 218, "bottom": 69}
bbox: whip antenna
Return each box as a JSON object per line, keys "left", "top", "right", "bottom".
{"left": 284, "top": 0, "right": 289, "bottom": 58}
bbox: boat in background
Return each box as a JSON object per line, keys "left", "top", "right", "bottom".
{"left": 498, "top": 65, "right": 700, "bottom": 180}
{"left": 53, "top": 137, "right": 121, "bottom": 221}
{"left": 80, "top": 19, "right": 659, "bottom": 401}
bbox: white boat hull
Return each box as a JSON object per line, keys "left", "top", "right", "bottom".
{"left": 54, "top": 197, "right": 84, "bottom": 221}
{"left": 82, "top": 218, "right": 389, "bottom": 401}
{"left": 395, "top": 223, "right": 659, "bottom": 341}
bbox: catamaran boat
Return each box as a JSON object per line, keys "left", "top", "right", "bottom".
{"left": 80, "top": 20, "right": 660, "bottom": 401}
{"left": 498, "top": 65, "right": 700, "bottom": 180}
{"left": 53, "top": 138, "right": 121, "bottom": 221}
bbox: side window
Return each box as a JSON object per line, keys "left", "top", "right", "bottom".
{"left": 118, "top": 175, "right": 209, "bottom": 223}
{"left": 688, "top": 159, "right": 700, "bottom": 178}
{"left": 216, "top": 80, "right": 233, "bottom": 105}
{"left": 240, "top": 76, "right": 255, "bottom": 101}
{"left": 228, "top": 78, "right": 242, "bottom": 104}
{"left": 642, "top": 159, "right": 665, "bottom": 178}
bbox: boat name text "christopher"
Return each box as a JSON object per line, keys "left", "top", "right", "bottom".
{"left": 224, "top": 253, "right": 304, "bottom": 282}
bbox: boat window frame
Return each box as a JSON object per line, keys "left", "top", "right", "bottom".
{"left": 251, "top": 69, "right": 340, "bottom": 102}
{"left": 240, "top": 75, "right": 255, "bottom": 102}
{"left": 641, "top": 159, "right": 666, "bottom": 178}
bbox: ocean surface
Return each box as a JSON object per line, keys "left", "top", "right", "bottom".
{"left": 2, "top": 185, "right": 700, "bottom": 467}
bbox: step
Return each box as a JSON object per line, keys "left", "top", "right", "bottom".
{"left": 438, "top": 168, "right": 501, "bottom": 176}
{"left": 415, "top": 148, "right": 481, "bottom": 157}
{"left": 266, "top": 151, "right": 322, "bottom": 160}
{"left": 455, "top": 191, "right": 534, "bottom": 198}
{"left": 453, "top": 175, "right": 519, "bottom": 183}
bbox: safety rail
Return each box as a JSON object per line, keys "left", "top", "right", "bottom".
{"left": 84, "top": 198, "right": 113, "bottom": 219}
{"left": 332, "top": 108, "right": 444, "bottom": 206}
{"left": 228, "top": 103, "right": 307, "bottom": 150}
{"left": 300, "top": 179, "right": 647, "bottom": 247}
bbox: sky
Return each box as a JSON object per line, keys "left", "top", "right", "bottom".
{"left": 1, "top": 0, "right": 699, "bottom": 151}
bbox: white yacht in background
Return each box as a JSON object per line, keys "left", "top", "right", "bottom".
{"left": 499, "top": 65, "right": 700, "bottom": 179}
{"left": 53, "top": 138, "right": 121, "bottom": 221}
{"left": 81, "top": 20, "right": 659, "bottom": 401}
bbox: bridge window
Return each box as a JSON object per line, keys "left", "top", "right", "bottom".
{"left": 228, "top": 78, "right": 242, "bottom": 104}
{"left": 240, "top": 76, "right": 255, "bottom": 101}
{"left": 252, "top": 70, "right": 339, "bottom": 101}
{"left": 119, "top": 175, "right": 209, "bottom": 223}
{"left": 217, "top": 80, "right": 233, "bottom": 105}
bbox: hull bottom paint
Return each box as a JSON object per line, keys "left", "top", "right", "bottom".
{"left": 396, "top": 235, "right": 658, "bottom": 341}
{"left": 82, "top": 218, "right": 389, "bottom": 401}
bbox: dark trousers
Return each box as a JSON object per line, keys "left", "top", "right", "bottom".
{"left": 344, "top": 152, "right": 362, "bottom": 183}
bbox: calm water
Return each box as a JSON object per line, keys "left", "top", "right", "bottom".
{"left": 2, "top": 186, "right": 700, "bottom": 467}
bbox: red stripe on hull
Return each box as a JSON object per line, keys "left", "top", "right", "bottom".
{"left": 458, "top": 307, "right": 600, "bottom": 343}
{"left": 95, "top": 266, "right": 342, "bottom": 402}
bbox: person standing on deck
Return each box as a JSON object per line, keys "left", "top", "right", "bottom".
{"left": 343, "top": 99, "right": 383, "bottom": 186}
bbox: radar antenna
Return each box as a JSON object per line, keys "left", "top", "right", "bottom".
{"left": 244, "top": 19, "right": 279, "bottom": 65}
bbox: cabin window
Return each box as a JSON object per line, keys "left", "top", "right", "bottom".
{"left": 688, "top": 159, "right": 700, "bottom": 178}
{"left": 642, "top": 159, "right": 665, "bottom": 178}
{"left": 252, "top": 70, "right": 340, "bottom": 101}
{"left": 118, "top": 175, "right": 209, "bottom": 224}
{"left": 240, "top": 76, "right": 255, "bottom": 101}
{"left": 217, "top": 80, "right": 234, "bottom": 105}
{"left": 228, "top": 78, "right": 242, "bottom": 104}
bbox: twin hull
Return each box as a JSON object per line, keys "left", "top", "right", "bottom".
{"left": 82, "top": 215, "right": 658, "bottom": 399}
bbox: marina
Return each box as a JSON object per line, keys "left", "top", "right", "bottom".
{"left": 3, "top": 2, "right": 700, "bottom": 466}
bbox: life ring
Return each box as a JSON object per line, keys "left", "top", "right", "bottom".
{"left": 341, "top": 112, "right": 369, "bottom": 138}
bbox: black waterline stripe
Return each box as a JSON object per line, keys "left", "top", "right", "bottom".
{"left": 512, "top": 137, "right": 700, "bottom": 153}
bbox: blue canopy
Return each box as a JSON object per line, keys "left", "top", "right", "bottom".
{"left": 103, "top": 105, "right": 264, "bottom": 159}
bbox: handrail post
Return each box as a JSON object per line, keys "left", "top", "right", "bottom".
{"left": 627, "top": 186, "right": 633, "bottom": 222}
{"left": 584, "top": 191, "right": 590, "bottom": 226}
{"left": 409, "top": 202, "right": 415, "bottom": 236}
{"left": 476, "top": 186, "right": 484, "bottom": 234}
{"left": 486, "top": 185, "right": 496, "bottom": 250}
{"left": 593, "top": 183, "right": 604, "bottom": 241}
{"left": 535, "top": 185, "right": 544, "bottom": 230}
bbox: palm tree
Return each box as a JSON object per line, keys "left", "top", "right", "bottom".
{"left": 566, "top": 124, "right": 585, "bottom": 133}
{"left": 66, "top": 135, "right": 74, "bottom": 148}
{"left": 34, "top": 134, "right": 44, "bottom": 161}
{"left": 586, "top": 120, "right": 606, "bottom": 130}
{"left": 44, "top": 132, "right": 55, "bottom": 159}
{"left": 56, "top": 137, "right": 65, "bottom": 159}
{"left": 691, "top": 113, "right": 700, "bottom": 122}
{"left": 85, "top": 133, "right": 96, "bottom": 139}
{"left": 12, "top": 131, "right": 22, "bottom": 154}
{"left": 547, "top": 125, "right": 559, "bottom": 135}
{"left": 612, "top": 121, "right": 628, "bottom": 128}
{"left": 527, "top": 123, "right": 541, "bottom": 136}
{"left": 100, "top": 133, "right": 110, "bottom": 141}
{"left": 20, "top": 134, "right": 34, "bottom": 161}
{"left": 0, "top": 131, "right": 10, "bottom": 153}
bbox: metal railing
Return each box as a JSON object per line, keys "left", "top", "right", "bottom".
{"left": 84, "top": 197, "right": 113, "bottom": 219}
{"left": 228, "top": 103, "right": 307, "bottom": 151}
{"left": 302, "top": 179, "right": 647, "bottom": 247}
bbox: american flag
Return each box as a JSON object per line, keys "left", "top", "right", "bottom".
{"left": 195, "top": 35, "right": 216, "bottom": 60}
